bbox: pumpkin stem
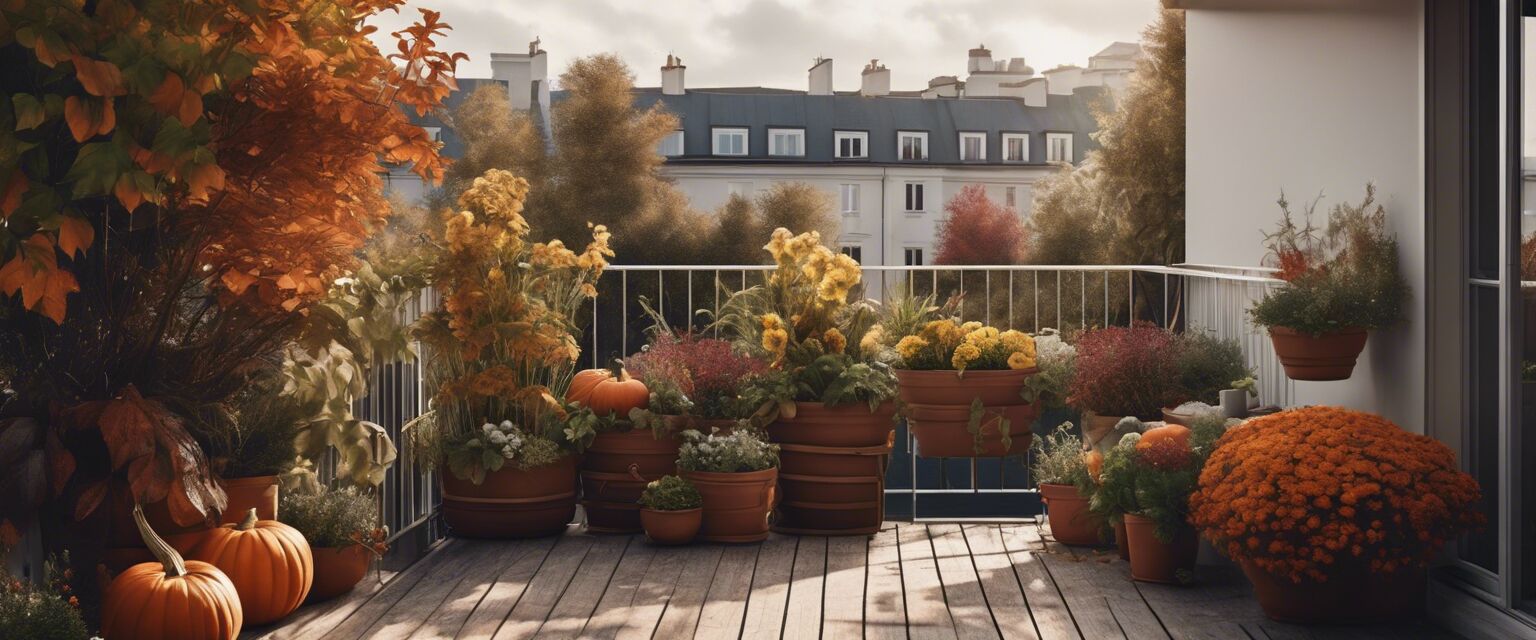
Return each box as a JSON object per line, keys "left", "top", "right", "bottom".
{"left": 608, "top": 357, "right": 626, "bottom": 381}
{"left": 235, "top": 508, "right": 259, "bottom": 531}
{"left": 132, "top": 504, "right": 188, "bottom": 578}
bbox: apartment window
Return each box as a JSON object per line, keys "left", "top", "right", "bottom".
{"left": 768, "top": 128, "right": 805, "bottom": 157}
{"left": 904, "top": 247, "right": 924, "bottom": 266}
{"left": 1005, "top": 186, "right": 1017, "bottom": 210}
{"left": 835, "top": 131, "right": 868, "bottom": 159}
{"left": 1046, "top": 133, "right": 1074, "bottom": 163}
{"left": 657, "top": 130, "right": 684, "bottom": 157}
{"left": 904, "top": 182, "right": 925, "bottom": 212}
{"left": 423, "top": 126, "right": 443, "bottom": 142}
{"left": 1003, "top": 133, "right": 1029, "bottom": 162}
{"left": 898, "top": 131, "right": 928, "bottom": 160}
{"left": 839, "top": 184, "right": 859, "bottom": 214}
{"left": 728, "top": 182, "right": 752, "bottom": 199}
{"left": 959, "top": 132, "right": 986, "bottom": 161}
{"left": 712, "top": 127, "right": 748, "bottom": 156}
{"left": 840, "top": 245, "right": 862, "bottom": 262}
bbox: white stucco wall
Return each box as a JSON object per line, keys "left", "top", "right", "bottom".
{"left": 1184, "top": 0, "right": 1426, "bottom": 432}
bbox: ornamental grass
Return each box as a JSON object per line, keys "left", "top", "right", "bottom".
{"left": 1189, "top": 407, "right": 1483, "bottom": 583}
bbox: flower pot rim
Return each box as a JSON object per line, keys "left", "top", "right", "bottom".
{"left": 894, "top": 367, "right": 1039, "bottom": 376}
{"left": 219, "top": 474, "right": 279, "bottom": 485}
{"left": 681, "top": 466, "right": 779, "bottom": 479}
{"left": 1267, "top": 325, "right": 1368, "bottom": 337}
{"left": 639, "top": 506, "right": 703, "bottom": 515}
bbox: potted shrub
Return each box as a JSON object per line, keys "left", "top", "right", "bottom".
{"left": 1164, "top": 332, "right": 1251, "bottom": 425}
{"left": 677, "top": 427, "right": 780, "bottom": 543}
{"left": 1021, "top": 329, "right": 1078, "bottom": 434}
{"left": 638, "top": 475, "right": 704, "bottom": 545}
{"left": 1250, "top": 185, "right": 1409, "bottom": 381}
{"left": 0, "top": 527, "right": 90, "bottom": 640}
{"left": 409, "top": 170, "right": 609, "bottom": 539}
{"left": 196, "top": 373, "right": 306, "bottom": 525}
{"left": 565, "top": 357, "right": 661, "bottom": 534}
{"left": 1029, "top": 426, "right": 1104, "bottom": 546}
{"left": 1067, "top": 324, "right": 1181, "bottom": 450}
{"left": 1190, "top": 407, "right": 1483, "bottom": 623}
{"left": 279, "top": 487, "right": 389, "bottom": 602}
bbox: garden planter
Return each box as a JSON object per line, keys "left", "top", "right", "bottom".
{"left": 769, "top": 402, "right": 895, "bottom": 448}
{"left": 220, "top": 475, "right": 279, "bottom": 525}
{"left": 580, "top": 429, "right": 681, "bottom": 533}
{"left": 767, "top": 402, "right": 894, "bottom": 535}
{"left": 1267, "top": 326, "right": 1368, "bottom": 381}
{"left": 307, "top": 545, "right": 373, "bottom": 602}
{"left": 440, "top": 455, "right": 577, "bottom": 538}
{"left": 1038, "top": 483, "right": 1104, "bottom": 546}
{"left": 1114, "top": 519, "right": 1130, "bottom": 560}
{"left": 682, "top": 467, "right": 778, "bottom": 543}
{"left": 106, "top": 481, "right": 216, "bottom": 568}
{"left": 1123, "top": 513, "right": 1198, "bottom": 584}
{"left": 1081, "top": 412, "right": 1125, "bottom": 450}
{"left": 640, "top": 508, "right": 703, "bottom": 545}
{"left": 894, "top": 368, "right": 1035, "bottom": 405}
{"left": 1240, "top": 559, "right": 1425, "bottom": 624}
{"left": 905, "top": 402, "right": 1035, "bottom": 457}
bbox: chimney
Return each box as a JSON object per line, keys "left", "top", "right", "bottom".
{"left": 489, "top": 37, "right": 549, "bottom": 112}
{"left": 967, "top": 44, "right": 993, "bottom": 73}
{"left": 1042, "top": 65, "right": 1081, "bottom": 96}
{"left": 808, "top": 57, "right": 833, "bottom": 96}
{"left": 662, "top": 54, "right": 686, "bottom": 95}
{"left": 860, "top": 59, "right": 889, "bottom": 97}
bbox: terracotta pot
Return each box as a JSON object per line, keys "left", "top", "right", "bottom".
{"left": 1081, "top": 412, "right": 1125, "bottom": 450}
{"left": 440, "top": 455, "right": 578, "bottom": 538}
{"left": 905, "top": 402, "right": 1035, "bottom": 457}
{"left": 682, "top": 467, "right": 778, "bottom": 543}
{"left": 894, "top": 368, "right": 1035, "bottom": 406}
{"left": 1267, "top": 326, "right": 1368, "bottom": 381}
{"left": 1123, "top": 513, "right": 1198, "bottom": 584}
{"left": 1240, "top": 558, "right": 1426, "bottom": 624}
{"left": 1039, "top": 483, "right": 1104, "bottom": 546}
{"left": 106, "top": 481, "right": 215, "bottom": 550}
{"left": 1114, "top": 519, "right": 1130, "bottom": 560}
{"left": 580, "top": 429, "right": 681, "bottom": 533}
{"left": 307, "top": 545, "right": 373, "bottom": 602}
{"left": 220, "top": 475, "right": 279, "bottom": 525}
{"left": 768, "top": 402, "right": 895, "bottom": 448}
{"left": 766, "top": 403, "right": 894, "bottom": 535}
{"left": 639, "top": 508, "right": 703, "bottom": 545}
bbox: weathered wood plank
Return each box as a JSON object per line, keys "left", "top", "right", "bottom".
{"left": 929, "top": 524, "right": 1000, "bottom": 640}
{"left": 491, "top": 534, "right": 595, "bottom": 639}
{"left": 327, "top": 540, "right": 489, "bottom": 640}
{"left": 1030, "top": 523, "right": 1167, "bottom": 640}
{"left": 821, "top": 536, "right": 868, "bottom": 640}
{"left": 650, "top": 544, "right": 725, "bottom": 639}
{"left": 740, "top": 534, "right": 799, "bottom": 640}
{"left": 359, "top": 541, "right": 512, "bottom": 639}
{"left": 409, "top": 538, "right": 550, "bottom": 639}
{"left": 781, "top": 535, "right": 826, "bottom": 640}
{"left": 864, "top": 524, "right": 907, "bottom": 640}
{"left": 454, "top": 537, "right": 557, "bottom": 639}
{"left": 998, "top": 525, "right": 1082, "bottom": 640}
{"left": 241, "top": 552, "right": 398, "bottom": 640}
{"left": 536, "top": 535, "right": 631, "bottom": 638}
{"left": 610, "top": 544, "right": 689, "bottom": 640}
{"left": 898, "top": 524, "right": 958, "bottom": 640}
{"left": 694, "top": 543, "right": 762, "bottom": 639}
{"left": 578, "top": 538, "right": 657, "bottom": 640}
{"left": 960, "top": 525, "right": 1040, "bottom": 640}
{"left": 1132, "top": 565, "right": 1265, "bottom": 640}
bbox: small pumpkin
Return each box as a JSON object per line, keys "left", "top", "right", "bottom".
{"left": 1136, "top": 423, "right": 1191, "bottom": 452}
{"left": 1085, "top": 449, "right": 1104, "bottom": 483}
{"left": 184, "top": 508, "right": 314, "bottom": 625}
{"left": 568, "top": 358, "right": 649, "bottom": 418}
{"left": 103, "top": 505, "right": 243, "bottom": 640}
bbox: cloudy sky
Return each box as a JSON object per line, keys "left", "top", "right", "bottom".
{"left": 367, "top": 0, "right": 1160, "bottom": 92}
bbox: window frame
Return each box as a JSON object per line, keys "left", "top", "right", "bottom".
{"left": 897, "top": 130, "right": 929, "bottom": 161}
{"left": 712, "top": 126, "right": 750, "bottom": 156}
{"left": 1002, "top": 132, "right": 1030, "bottom": 163}
{"left": 1005, "top": 186, "right": 1017, "bottom": 210}
{"left": 1045, "top": 132, "right": 1074, "bottom": 164}
{"left": 834, "top": 130, "right": 869, "bottom": 159}
{"left": 904, "top": 182, "right": 925, "bottom": 212}
{"left": 767, "top": 127, "right": 806, "bottom": 157}
{"left": 959, "top": 131, "right": 987, "bottom": 162}
{"left": 840, "top": 244, "right": 862, "bottom": 263}
{"left": 839, "top": 183, "right": 860, "bottom": 214}
{"left": 658, "top": 129, "right": 685, "bottom": 157}
{"left": 903, "top": 247, "right": 924, "bottom": 266}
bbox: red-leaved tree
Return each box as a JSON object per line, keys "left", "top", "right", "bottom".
{"left": 934, "top": 184, "right": 1028, "bottom": 265}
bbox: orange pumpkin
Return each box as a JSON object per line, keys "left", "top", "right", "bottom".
{"left": 568, "top": 358, "right": 650, "bottom": 418}
{"left": 184, "top": 508, "right": 314, "bottom": 625}
{"left": 1137, "top": 423, "right": 1191, "bottom": 452}
{"left": 103, "top": 505, "right": 243, "bottom": 640}
{"left": 1085, "top": 450, "right": 1104, "bottom": 483}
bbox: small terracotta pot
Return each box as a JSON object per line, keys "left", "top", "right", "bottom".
{"left": 1039, "top": 483, "right": 1104, "bottom": 546}
{"left": 440, "top": 455, "right": 578, "bottom": 538}
{"left": 1123, "top": 513, "right": 1198, "bottom": 584}
{"left": 640, "top": 508, "right": 703, "bottom": 545}
{"left": 1267, "top": 326, "right": 1368, "bottom": 381}
{"left": 581, "top": 429, "right": 681, "bottom": 533}
{"left": 1114, "top": 519, "right": 1130, "bottom": 560}
{"left": 307, "top": 545, "right": 373, "bottom": 602}
{"left": 1241, "top": 559, "right": 1426, "bottom": 624}
{"left": 905, "top": 402, "right": 1035, "bottom": 457}
{"left": 220, "top": 475, "right": 279, "bottom": 525}
{"left": 683, "top": 467, "right": 778, "bottom": 543}
{"left": 894, "top": 368, "right": 1036, "bottom": 405}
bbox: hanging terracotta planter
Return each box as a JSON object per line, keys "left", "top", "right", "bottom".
{"left": 1240, "top": 559, "right": 1426, "bottom": 623}
{"left": 1038, "top": 483, "right": 1104, "bottom": 546}
{"left": 440, "top": 455, "right": 578, "bottom": 538}
{"left": 307, "top": 545, "right": 373, "bottom": 602}
{"left": 905, "top": 402, "right": 1035, "bottom": 457}
{"left": 682, "top": 467, "right": 777, "bottom": 543}
{"left": 1123, "top": 513, "right": 1198, "bottom": 584}
{"left": 219, "top": 475, "right": 279, "bottom": 525}
{"left": 894, "top": 369, "right": 1035, "bottom": 405}
{"left": 767, "top": 402, "right": 894, "bottom": 535}
{"left": 640, "top": 507, "right": 703, "bottom": 545}
{"left": 1267, "top": 326, "right": 1368, "bottom": 381}
{"left": 580, "top": 429, "right": 680, "bottom": 533}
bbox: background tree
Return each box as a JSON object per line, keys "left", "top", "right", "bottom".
{"left": 1026, "top": 165, "right": 1111, "bottom": 265}
{"left": 934, "top": 184, "right": 1027, "bottom": 265}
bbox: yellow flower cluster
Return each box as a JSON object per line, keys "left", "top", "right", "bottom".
{"left": 763, "top": 228, "right": 862, "bottom": 305}
{"left": 823, "top": 328, "right": 847, "bottom": 354}
{"left": 895, "top": 319, "right": 1038, "bottom": 373}
{"left": 760, "top": 313, "right": 789, "bottom": 359}
{"left": 859, "top": 325, "right": 885, "bottom": 356}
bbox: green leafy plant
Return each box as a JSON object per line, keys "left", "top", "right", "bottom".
{"left": 1020, "top": 329, "right": 1076, "bottom": 410}
{"left": 278, "top": 487, "right": 383, "bottom": 549}
{"left": 1172, "top": 332, "right": 1251, "bottom": 405}
{"left": 187, "top": 371, "right": 303, "bottom": 480}
{"left": 0, "top": 525, "right": 87, "bottom": 640}
{"left": 677, "top": 427, "right": 779, "bottom": 473}
{"left": 1029, "top": 425, "right": 1091, "bottom": 487}
{"left": 1090, "top": 414, "right": 1228, "bottom": 542}
{"left": 639, "top": 475, "right": 703, "bottom": 511}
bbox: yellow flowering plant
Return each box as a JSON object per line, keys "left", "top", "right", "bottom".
{"left": 890, "top": 318, "right": 1038, "bottom": 373}
{"left": 408, "top": 170, "right": 613, "bottom": 482}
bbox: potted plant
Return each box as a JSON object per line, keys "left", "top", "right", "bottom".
{"left": 279, "top": 486, "right": 389, "bottom": 602}
{"left": 1066, "top": 324, "right": 1181, "bottom": 450}
{"left": 1029, "top": 426, "right": 1104, "bottom": 546}
{"left": 409, "top": 169, "right": 610, "bottom": 539}
{"left": 1163, "top": 332, "right": 1251, "bottom": 425}
{"left": 196, "top": 373, "right": 306, "bottom": 525}
{"left": 1021, "top": 328, "right": 1078, "bottom": 434}
{"left": 1250, "top": 185, "right": 1409, "bottom": 381}
{"left": 0, "top": 525, "right": 90, "bottom": 640}
{"left": 565, "top": 357, "right": 659, "bottom": 534}
{"left": 677, "top": 427, "right": 780, "bottom": 543}
{"left": 1190, "top": 407, "right": 1483, "bottom": 623}
{"left": 638, "top": 475, "right": 704, "bottom": 545}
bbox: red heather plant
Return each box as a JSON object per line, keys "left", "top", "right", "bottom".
{"left": 627, "top": 335, "right": 767, "bottom": 418}
{"left": 1067, "top": 324, "right": 1181, "bottom": 419}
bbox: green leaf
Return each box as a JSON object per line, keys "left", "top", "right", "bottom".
{"left": 12, "top": 95, "right": 45, "bottom": 131}
{"left": 63, "top": 141, "right": 131, "bottom": 199}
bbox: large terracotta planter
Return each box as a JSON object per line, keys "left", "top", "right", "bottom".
{"left": 306, "top": 545, "right": 373, "bottom": 602}
{"left": 1123, "top": 513, "right": 1198, "bottom": 584}
{"left": 440, "top": 455, "right": 578, "bottom": 538}
{"left": 1240, "top": 559, "right": 1426, "bottom": 624}
{"left": 768, "top": 402, "right": 894, "bottom": 536}
{"left": 905, "top": 402, "right": 1035, "bottom": 457}
{"left": 640, "top": 508, "right": 702, "bottom": 545}
{"left": 682, "top": 467, "right": 778, "bottom": 543}
{"left": 894, "top": 368, "right": 1035, "bottom": 405}
{"left": 1267, "top": 326, "right": 1368, "bottom": 381}
{"left": 1039, "top": 483, "right": 1104, "bottom": 546}
{"left": 580, "top": 429, "right": 680, "bottom": 533}
{"left": 220, "top": 475, "right": 279, "bottom": 525}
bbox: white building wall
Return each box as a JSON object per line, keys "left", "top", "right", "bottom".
{"left": 1184, "top": 0, "right": 1425, "bottom": 432}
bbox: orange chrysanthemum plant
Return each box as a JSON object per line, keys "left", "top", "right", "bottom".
{"left": 1189, "top": 407, "right": 1483, "bottom": 583}
{"left": 409, "top": 169, "right": 614, "bottom": 484}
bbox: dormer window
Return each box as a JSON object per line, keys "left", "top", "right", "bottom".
{"left": 1003, "top": 133, "right": 1029, "bottom": 162}
{"left": 835, "top": 131, "right": 868, "bottom": 159}
{"left": 898, "top": 131, "right": 928, "bottom": 160}
{"left": 959, "top": 132, "right": 986, "bottom": 161}
{"left": 712, "top": 127, "right": 748, "bottom": 156}
{"left": 768, "top": 128, "right": 805, "bottom": 157}
{"left": 1046, "top": 133, "right": 1074, "bottom": 164}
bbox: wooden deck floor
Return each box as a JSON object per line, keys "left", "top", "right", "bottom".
{"left": 243, "top": 522, "right": 1459, "bottom": 640}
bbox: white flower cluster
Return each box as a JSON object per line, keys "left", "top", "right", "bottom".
{"left": 1034, "top": 328, "right": 1076, "bottom": 363}
{"left": 469, "top": 420, "right": 525, "bottom": 460}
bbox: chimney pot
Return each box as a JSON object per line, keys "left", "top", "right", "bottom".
{"left": 809, "top": 57, "right": 833, "bottom": 95}
{"left": 662, "top": 54, "right": 686, "bottom": 95}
